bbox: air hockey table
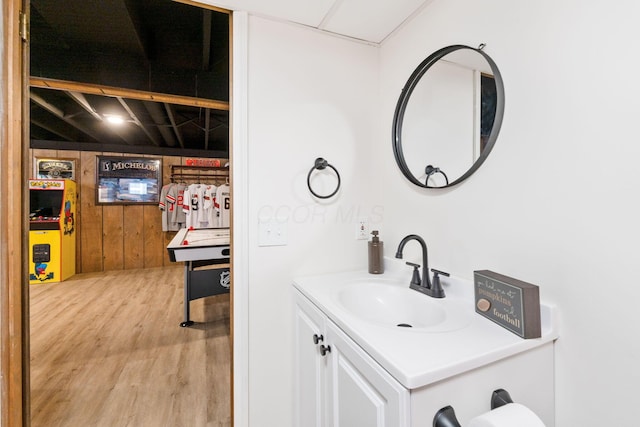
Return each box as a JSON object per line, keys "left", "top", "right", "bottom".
{"left": 167, "top": 227, "right": 230, "bottom": 327}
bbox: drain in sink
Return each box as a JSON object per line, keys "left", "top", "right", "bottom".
{"left": 397, "top": 323, "right": 412, "bottom": 328}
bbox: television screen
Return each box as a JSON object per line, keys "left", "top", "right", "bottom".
{"left": 30, "top": 189, "right": 64, "bottom": 217}
{"left": 96, "top": 157, "right": 161, "bottom": 204}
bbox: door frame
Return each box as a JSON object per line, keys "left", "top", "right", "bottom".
{"left": 1, "top": 0, "right": 30, "bottom": 425}
{"left": 230, "top": 10, "right": 249, "bottom": 427}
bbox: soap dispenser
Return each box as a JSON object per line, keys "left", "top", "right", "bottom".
{"left": 368, "top": 230, "right": 384, "bottom": 274}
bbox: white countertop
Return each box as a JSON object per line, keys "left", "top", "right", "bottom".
{"left": 293, "top": 260, "right": 559, "bottom": 390}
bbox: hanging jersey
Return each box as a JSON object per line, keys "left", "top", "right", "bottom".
{"left": 166, "top": 183, "right": 186, "bottom": 231}
{"left": 194, "top": 185, "right": 209, "bottom": 228}
{"left": 159, "top": 183, "right": 172, "bottom": 232}
{"left": 183, "top": 183, "right": 204, "bottom": 229}
{"left": 167, "top": 184, "right": 185, "bottom": 231}
{"left": 182, "top": 185, "right": 193, "bottom": 229}
{"left": 203, "top": 184, "right": 218, "bottom": 228}
{"left": 215, "top": 184, "right": 231, "bottom": 228}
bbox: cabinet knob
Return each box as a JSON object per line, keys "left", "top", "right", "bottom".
{"left": 319, "top": 344, "right": 331, "bottom": 356}
{"left": 313, "top": 334, "right": 324, "bottom": 345}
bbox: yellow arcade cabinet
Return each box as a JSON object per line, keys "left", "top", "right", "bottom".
{"left": 28, "top": 179, "right": 76, "bottom": 284}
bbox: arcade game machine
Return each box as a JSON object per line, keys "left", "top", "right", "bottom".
{"left": 28, "top": 179, "right": 76, "bottom": 284}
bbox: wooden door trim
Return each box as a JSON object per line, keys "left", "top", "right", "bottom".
{"left": 1, "top": 0, "right": 29, "bottom": 425}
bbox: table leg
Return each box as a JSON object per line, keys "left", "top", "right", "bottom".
{"left": 180, "top": 261, "right": 194, "bottom": 327}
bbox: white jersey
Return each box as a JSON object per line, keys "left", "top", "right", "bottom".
{"left": 194, "top": 184, "right": 208, "bottom": 228}
{"left": 183, "top": 183, "right": 209, "bottom": 229}
{"left": 182, "top": 184, "right": 196, "bottom": 229}
{"left": 203, "top": 184, "right": 218, "bottom": 228}
{"left": 159, "top": 183, "right": 171, "bottom": 232}
{"left": 215, "top": 184, "right": 231, "bottom": 228}
{"left": 166, "top": 183, "right": 186, "bottom": 231}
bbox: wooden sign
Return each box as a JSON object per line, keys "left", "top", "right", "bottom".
{"left": 35, "top": 158, "right": 75, "bottom": 180}
{"left": 474, "top": 270, "right": 541, "bottom": 339}
{"left": 185, "top": 158, "right": 225, "bottom": 167}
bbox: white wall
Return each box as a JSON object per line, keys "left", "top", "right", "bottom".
{"left": 378, "top": 0, "right": 640, "bottom": 425}
{"left": 245, "top": 16, "right": 378, "bottom": 426}
{"left": 242, "top": 1, "right": 640, "bottom": 426}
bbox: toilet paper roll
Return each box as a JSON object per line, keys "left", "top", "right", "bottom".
{"left": 468, "top": 403, "right": 546, "bottom": 427}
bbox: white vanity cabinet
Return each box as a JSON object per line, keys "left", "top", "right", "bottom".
{"left": 294, "top": 290, "right": 410, "bottom": 427}
{"left": 293, "top": 269, "right": 559, "bottom": 426}
{"left": 293, "top": 288, "right": 326, "bottom": 427}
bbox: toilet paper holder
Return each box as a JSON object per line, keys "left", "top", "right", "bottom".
{"left": 433, "top": 389, "right": 514, "bottom": 427}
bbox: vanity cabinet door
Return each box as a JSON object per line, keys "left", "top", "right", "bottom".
{"left": 325, "top": 321, "right": 410, "bottom": 427}
{"left": 294, "top": 289, "right": 409, "bottom": 427}
{"left": 294, "top": 291, "right": 328, "bottom": 427}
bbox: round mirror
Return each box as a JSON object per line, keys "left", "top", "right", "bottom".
{"left": 392, "top": 45, "right": 505, "bottom": 188}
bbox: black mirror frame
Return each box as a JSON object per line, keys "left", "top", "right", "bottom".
{"left": 392, "top": 44, "right": 505, "bottom": 188}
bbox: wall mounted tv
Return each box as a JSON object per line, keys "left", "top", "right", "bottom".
{"left": 96, "top": 156, "right": 161, "bottom": 204}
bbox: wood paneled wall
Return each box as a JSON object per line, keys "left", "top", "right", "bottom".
{"left": 30, "top": 149, "right": 198, "bottom": 273}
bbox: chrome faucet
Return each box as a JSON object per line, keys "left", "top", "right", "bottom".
{"left": 395, "top": 234, "right": 448, "bottom": 298}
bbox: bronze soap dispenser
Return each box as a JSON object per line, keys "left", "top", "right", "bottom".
{"left": 368, "top": 230, "right": 384, "bottom": 274}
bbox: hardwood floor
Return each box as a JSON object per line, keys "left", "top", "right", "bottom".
{"left": 29, "top": 266, "right": 231, "bottom": 427}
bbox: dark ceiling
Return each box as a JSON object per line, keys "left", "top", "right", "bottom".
{"left": 29, "top": 0, "right": 230, "bottom": 157}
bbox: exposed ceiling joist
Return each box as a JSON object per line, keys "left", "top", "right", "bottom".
{"left": 99, "top": 118, "right": 142, "bottom": 146}
{"left": 117, "top": 97, "right": 161, "bottom": 146}
{"left": 165, "top": 103, "right": 186, "bottom": 149}
{"left": 30, "top": 92, "right": 102, "bottom": 142}
{"left": 30, "top": 92, "right": 63, "bottom": 116}
{"left": 145, "top": 101, "right": 178, "bottom": 147}
{"left": 202, "top": 9, "right": 212, "bottom": 71}
{"left": 65, "top": 91, "right": 102, "bottom": 121}
{"left": 204, "top": 109, "right": 211, "bottom": 150}
{"left": 31, "top": 118, "right": 76, "bottom": 141}
{"left": 122, "top": 0, "right": 151, "bottom": 63}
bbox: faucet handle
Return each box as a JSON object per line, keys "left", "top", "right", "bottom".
{"left": 431, "top": 268, "right": 449, "bottom": 277}
{"left": 406, "top": 262, "right": 422, "bottom": 287}
{"left": 429, "top": 268, "right": 448, "bottom": 298}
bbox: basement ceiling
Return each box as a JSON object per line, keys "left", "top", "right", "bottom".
{"left": 30, "top": 0, "right": 230, "bottom": 156}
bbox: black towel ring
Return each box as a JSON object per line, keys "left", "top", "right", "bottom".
{"left": 425, "top": 164, "right": 449, "bottom": 187}
{"left": 307, "top": 157, "right": 341, "bottom": 199}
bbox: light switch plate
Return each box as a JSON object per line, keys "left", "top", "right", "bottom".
{"left": 258, "top": 219, "right": 288, "bottom": 246}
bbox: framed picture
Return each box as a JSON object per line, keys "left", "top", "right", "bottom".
{"left": 96, "top": 156, "right": 162, "bottom": 204}
{"left": 35, "top": 158, "right": 76, "bottom": 180}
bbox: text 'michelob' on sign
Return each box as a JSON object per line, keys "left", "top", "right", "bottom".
{"left": 473, "top": 270, "right": 541, "bottom": 339}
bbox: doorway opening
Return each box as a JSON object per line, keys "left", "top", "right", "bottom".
{"left": 26, "top": 1, "right": 233, "bottom": 425}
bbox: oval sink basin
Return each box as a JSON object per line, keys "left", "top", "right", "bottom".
{"left": 335, "top": 279, "right": 472, "bottom": 332}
